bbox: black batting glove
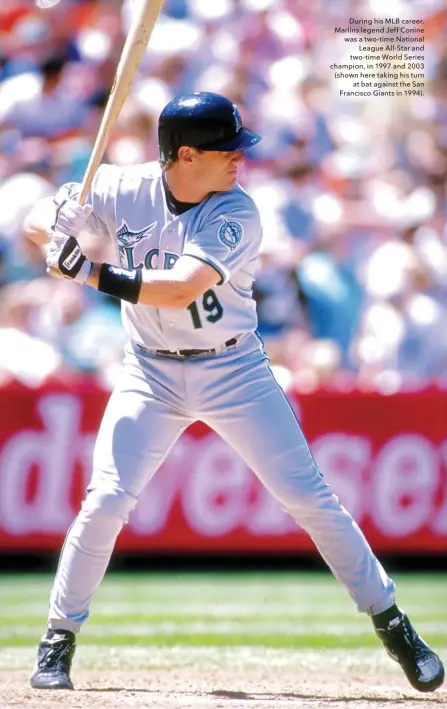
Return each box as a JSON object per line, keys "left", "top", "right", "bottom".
{"left": 46, "top": 233, "right": 92, "bottom": 284}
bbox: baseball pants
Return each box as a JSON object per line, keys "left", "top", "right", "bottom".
{"left": 48, "top": 333, "right": 395, "bottom": 631}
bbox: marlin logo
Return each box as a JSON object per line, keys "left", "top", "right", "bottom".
{"left": 218, "top": 215, "right": 243, "bottom": 250}
{"left": 233, "top": 106, "right": 242, "bottom": 133}
{"left": 116, "top": 220, "right": 157, "bottom": 247}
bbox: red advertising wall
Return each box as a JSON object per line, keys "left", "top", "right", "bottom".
{"left": 0, "top": 382, "right": 446, "bottom": 553}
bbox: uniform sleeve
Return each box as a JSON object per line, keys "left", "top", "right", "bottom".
{"left": 53, "top": 164, "right": 122, "bottom": 239}
{"left": 182, "top": 200, "right": 262, "bottom": 283}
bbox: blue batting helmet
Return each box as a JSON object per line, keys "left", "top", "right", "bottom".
{"left": 158, "top": 91, "right": 262, "bottom": 162}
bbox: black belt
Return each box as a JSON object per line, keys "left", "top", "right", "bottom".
{"left": 155, "top": 337, "right": 237, "bottom": 359}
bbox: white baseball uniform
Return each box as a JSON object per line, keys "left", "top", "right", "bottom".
{"left": 48, "top": 162, "right": 395, "bottom": 631}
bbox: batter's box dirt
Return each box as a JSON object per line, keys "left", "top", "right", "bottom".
{"left": 1, "top": 667, "right": 446, "bottom": 709}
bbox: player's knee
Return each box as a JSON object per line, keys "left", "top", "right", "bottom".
{"left": 81, "top": 485, "right": 137, "bottom": 524}
{"left": 65, "top": 486, "right": 135, "bottom": 556}
{"left": 271, "top": 466, "right": 335, "bottom": 510}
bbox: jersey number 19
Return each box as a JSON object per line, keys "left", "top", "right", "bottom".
{"left": 187, "top": 289, "right": 223, "bottom": 329}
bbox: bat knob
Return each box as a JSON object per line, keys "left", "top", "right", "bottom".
{"left": 46, "top": 267, "right": 63, "bottom": 279}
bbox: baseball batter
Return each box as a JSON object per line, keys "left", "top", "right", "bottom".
{"left": 25, "top": 92, "right": 444, "bottom": 693}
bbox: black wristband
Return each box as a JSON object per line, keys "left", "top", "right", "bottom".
{"left": 97, "top": 264, "right": 142, "bottom": 304}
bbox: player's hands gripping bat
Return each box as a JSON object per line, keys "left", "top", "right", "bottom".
{"left": 47, "top": 192, "right": 93, "bottom": 277}
{"left": 53, "top": 195, "right": 93, "bottom": 240}
{"left": 46, "top": 234, "right": 92, "bottom": 284}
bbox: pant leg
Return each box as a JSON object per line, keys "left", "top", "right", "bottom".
{"left": 48, "top": 355, "right": 192, "bottom": 632}
{"left": 198, "top": 347, "right": 395, "bottom": 614}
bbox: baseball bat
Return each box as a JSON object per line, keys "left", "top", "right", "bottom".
{"left": 47, "top": 0, "right": 164, "bottom": 275}
{"left": 77, "top": 0, "right": 165, "bottom": 205}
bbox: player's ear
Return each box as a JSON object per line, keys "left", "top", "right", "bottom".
{"left": 177, "top": 146, "right": 195, "bottom": 164}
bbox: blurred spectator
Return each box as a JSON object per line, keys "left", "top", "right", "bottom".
{"left": 0, "top": 53, "right": 88, "bottom": 139}
{"left": 1, "top": 0, "right": 446, "bottom": 390}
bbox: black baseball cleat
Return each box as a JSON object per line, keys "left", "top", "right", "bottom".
{"left": 30, "top": 629, "right": 76, "bottom": 690}
{"left": 374, "top": 610, "right": 444, "bottom": 692}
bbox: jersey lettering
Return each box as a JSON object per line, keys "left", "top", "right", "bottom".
{"left": 119, "top": 245, "right": 140, "bottom": 269}
{"left": 144, "top": 249, "right": 159, "bottom": 270}
{"left": 120, "top": 247, "right": 179, "bottom": 272}
{"left": 163, "top": 253, "right": 179, "bottom": 270}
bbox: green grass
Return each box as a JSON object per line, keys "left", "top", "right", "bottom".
{"left": 0, "top": 571, "right": 445, "bottom": 652}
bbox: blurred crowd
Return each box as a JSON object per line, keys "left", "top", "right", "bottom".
{"left": 0, "top": 0, "right": 446, "bottom": 391}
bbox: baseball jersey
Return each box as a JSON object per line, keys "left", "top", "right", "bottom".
{"left": 59, "top": 162, "right": 263, "bottom": 350}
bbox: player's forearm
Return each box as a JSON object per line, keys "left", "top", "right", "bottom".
{"left": 51, "top": 239, "right": 219, "bottom": 306}
{"left": 87, "top": 263, "right": 196, "bottom": 308}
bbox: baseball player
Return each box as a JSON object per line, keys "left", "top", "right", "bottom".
{"left": 25, "top": 92, "right": 444, "bottom": 693}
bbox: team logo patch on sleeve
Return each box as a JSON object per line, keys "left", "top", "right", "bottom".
{"left": 218, "top": 216, "right": 243, "bottom": 251}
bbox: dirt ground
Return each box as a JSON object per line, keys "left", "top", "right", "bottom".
{"left": 1, "top": 665, "right": 446, "bottom": 709}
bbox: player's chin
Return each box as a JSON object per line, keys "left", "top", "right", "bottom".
{"left": 224, "top": 172, "right": 238, "bottom": 189}
{"left": 212, "top": 172, "right": 238, "bottom": 192}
